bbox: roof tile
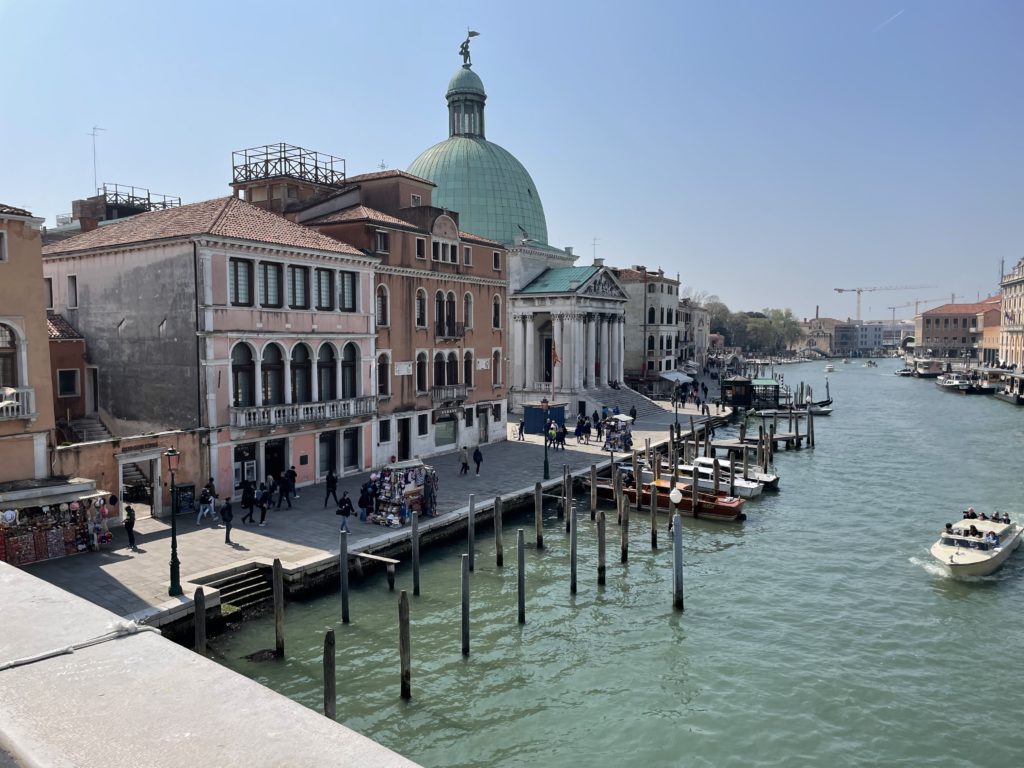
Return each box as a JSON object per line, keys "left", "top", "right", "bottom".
{"left": 46, "top": 313, "right": 84, "bottom": 340}
{"left": 518, "top": 266, "right": 600, "bottom": 294}
{"left": 0, "top": 203, "right": 33, "bottom": 217}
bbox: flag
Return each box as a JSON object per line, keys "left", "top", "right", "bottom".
{"left": 551, "top": 340, "right": 561, "bottom": 366}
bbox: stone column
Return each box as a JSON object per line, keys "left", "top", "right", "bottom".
{"left": 607, "top": 318, "right": 618, "bottom": 384}
{"left": 568, "top": 314, "right": 580, "bottom": 390}
{"left": 283, "top": 356, "right": 293, "bottom": 404}
{"left": 336, "top": 354, "right": 344, "bottom": 400}
{"left": 253, "top": 357, "right": 263, "bottom": 407}
{"left": 525, "top": 314, "right": 536, "bottom": 389}
{"left": 585, "top": 315, "right": 597, "bottom": 389}
{"left": 618, "top": 316, "right": 626, "bottom": 381}
{"left": 513, "top": 314, "right": 525, "bottom": 389}
{"left": 553, "top": 314, "right": 564, "bottom": 390}
{"left": 600, "top": 315, "right": 610, "bottom": 386}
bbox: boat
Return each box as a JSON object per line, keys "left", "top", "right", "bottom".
{"left": 692, "top": 456, "right": 779, "bottom": 490}
{"left": 842, "top": 359, "right": 850, "bottom": 364}
{"left": 894, "top": 367, "right": 914, "bottom": 377}
{"left": 638, "top": 460, "right": 763, "bottom": 498}
{"left": 587, "top": 477, "right": 746, "bottom": 521}
{"left": 913, "top": 358, "right": 945, "bottom": 378}
{"left": 752, "top": 405, "right": 833, "bottom": 418}
{"left": 936, "top": 372, "right": 972, "bottom": 393}
{"left": 824, "top": 363, "right": 835, "bottom": 373}
{"left": 864, "top": 360, "right": 878, "bottom": 368}
{"left": 929, "top": 515, "right": 1023, "bottom": 577}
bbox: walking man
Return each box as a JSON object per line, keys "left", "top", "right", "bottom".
{"left": 221, "top": 499, "right": 235, "bottom": 545}
{"left": 336, "top": 491, "right": 354, "bottom": 532}
{"left": 286, "top": 465, "right": 299, "bottom": 499}
{"left": 323, "top": 469, "right": 339, "bottom": 508}
{"left": 256, "top": 482, "right": 270, "bottom": 527}
{"left": 240, "top": 480, "right": 257, "bottom": 525}
{"left": 459, "top": 446, "right": 470, "bottom": 475}
{"left": 277, "top": 470, "right": 292, "bottom": 509}
{"left": 196, "top": 484, "right": 214, "bottom": 525}
{"left": 123, "top": 504, "right": 138, "bottom": 551}
{"left": 473, "top": 445, "right": 483, "bottom": 476}
{"left": 357, "top": 483, "right": 371, "bottom": 522}
{"left": 517, "top": 418, "right": 525, "bottom": 440}
{"left": 629, "top": 405, "right": 637, "bottom": 421}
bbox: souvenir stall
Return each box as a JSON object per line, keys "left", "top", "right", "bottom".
{"left": 602, "top": 414, "right": 634, "bottom": 453}
{"left": 367, "top": 459, "right": 440, "bottom": 527}
{"left": 1, "top": 489, "right": 112, "bottom": 566}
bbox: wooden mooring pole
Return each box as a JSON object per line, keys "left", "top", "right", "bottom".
{"left": 649, "top": 475, "right": 658, "bottom": 549}
{"left": 621, "top": 485, "right": 630, "bottom": 563}
{"left": 534, "top": 481, "right": 544, "bottom": 549}
{"left": 193, "top": 587, "right": 206, "bottom": 654}
{"left": 597, "top": 510, "right": 607, "bottom": 586}
{"left": 339, "top": 532, "right": 350, "bottom": 623}
{"left": 517, "top": 529, "right": 526, "bottom": 624}
{"left": 467, "top": 494, "right": 476, "bottom": 572}
{"left": 672, "top": 513, "right": 684, "bottom": 611}
{"left": 590, "top": 464, "right": 597, "bottom": 520}
{"left": 570, "top": 501, "right": 578, "bottom": 594}
{"left": 323, "top": 628, "right": 336, "bottom": 718}
{"left": 399, "top": 591, "right": 411, "bottom": 700}
{"left": 461, "top": 554, "right": 470, "bottom": 656}
{"left": 494, "top": 495, "right": 504, "bottom": 567}
{"left": 411, "top": 510, "right": 421, "bottom": 596}
{"left": 563, "top": 465, "right": 570, "bottom": 528}
{"left": 273, "top": 558, "right": 285, "bottom": 657}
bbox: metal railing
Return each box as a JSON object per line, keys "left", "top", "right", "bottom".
{"left": 0, "top": 387, "right": 35, "bottom": 420}
{"left": 230, "top": 395, "right": 376, "bottom": 428}
{"left": 435, "top": 320, "right": 466, "bottom": 340}
{"left": 431, "top": 384, "right": 467, "bottom": 404}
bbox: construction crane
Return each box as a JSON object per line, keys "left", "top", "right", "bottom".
{"left": 833, "top": 285, "right": 933, "bottom": 321}
{"left": 887, "top": 294, "right": 958, "bottom": 320}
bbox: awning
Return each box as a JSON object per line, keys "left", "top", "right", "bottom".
{"left": 3, "top": 489, "right": 107, "bottom": 511}
{"left": 659, "top": 371, "right": 693, "bottom": 384}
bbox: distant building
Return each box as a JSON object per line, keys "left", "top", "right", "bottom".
{"left": 1000, "top": 259, "right": 1024, "bottom": 367}
{"left": 914, "top": 297, "right": 1000, "bottom": 361}
{"left": 677, "top": 299, "right": 709, "bottom": 368}
{"left": 610, "top": 267, "right": 679, "bottom": 391}
{"left": 46, "top": 313, "right": 88, "bottom": 428}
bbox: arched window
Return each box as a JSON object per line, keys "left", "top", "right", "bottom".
{"left": 667, "top": 309, "right": 674, "bottom": 324}
{"left": 446, "top": 291, "right": 456, "bottom": 328}
{"left": 659, "top": 336, "right": 664, "bottom": 351}
{"left": 647, "top": 307, "right": 656, "bottom": 324}
{"left": 464, "top": 351, "right": 474, "bottom": 387}
{"left": 231, "top": 343, "right": 255, "bottom": 407}
{"left": 376, "top": 285, "right": 389, "bottom": 327}
{"left": 463, "top": 292, "right": 474, "bottom": 328}
{"left": 341, "top": 343, "right": 358, "bottom": 399}
{"left": 435, "top": 291, "right": 445, "bottom": 334}
{"left": 647, "top": 335, "right": 655, "bottom": 351}
{"left": 376, "top": 353, "right": 390, "bottom": 396}
{"left": 318, "top": 344, "right": 337, "bottom": 401}
{"left": 416, "top": 352, "right": 427, "bottom": 393}
{"left": 492, "top": 295, "right": 502, "bottom": 329}
{"left": 0, "top": 323, "right": 21, "bottom": 388}
{"left": 261, "top": 344, "right": 284, "bottom": 405}
{"left": 660, "top": 307, "right": 665, "bottom": 324}
{"left": 446, "top": 351, "right": 459, "bottom": 384}
{"left": 415, "top": 288, "right": 427, "bottom": 328}
{"left": 433, "top": 352, "right": 446, "bottom": 386}
{"left": 291, "top": 343, "right": 313, "bottom": 403}
{"left": 492, "top": 350, "right": 502, "bottom": 386}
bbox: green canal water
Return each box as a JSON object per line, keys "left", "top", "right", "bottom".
{"left": 210, "top": 359, "right": 1024, "bottom": 768}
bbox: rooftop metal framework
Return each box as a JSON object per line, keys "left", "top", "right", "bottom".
{"left": 232, "top": 143, "right": 347, "bottom": 188}
{"left": 100, "top": 183, "right": 181, "bottom": 211}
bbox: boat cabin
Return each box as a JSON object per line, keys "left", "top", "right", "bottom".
{"left": 940, "top": 519, "right": 1010, "bottom": 550}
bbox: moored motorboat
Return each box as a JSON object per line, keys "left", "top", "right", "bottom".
{"left": 639, "top": 461, "right": 763, "bottom": 498}
{"left": 930, "top": 515, "right": 1023, "bottom": 577}
{"left": 937, "top": 372, "right": 972, "bottom": 393}
{"left": 894, "top": 367, "right": 914, "bottom": 377}
{"left": 586, "top": 478, "right": 746, "bottom": 522}
{"left": 692, "top": 456, "right": 779, "bottom": 490}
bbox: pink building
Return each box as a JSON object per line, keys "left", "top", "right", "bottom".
{"left": 43, "top": 197, "right": 378, "bottom": 505}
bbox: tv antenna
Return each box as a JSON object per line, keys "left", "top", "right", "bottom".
{"left": 87, "top": 126, "right": 106, "bottom": 192}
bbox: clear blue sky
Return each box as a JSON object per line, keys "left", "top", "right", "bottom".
{"left": 2, "top": 0, "right": 1021, "bottom": 320}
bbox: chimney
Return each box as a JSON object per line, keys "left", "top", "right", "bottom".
{"left": 594, "top": 257, "right": 604, "bottom": 267}
{"left": 815, "top": 305, "right": 820, "bottom": 319}
{"left": 565, "top": 246, "right": 573, "bottom": 256}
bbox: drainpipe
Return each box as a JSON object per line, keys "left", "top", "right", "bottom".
{"left": 192, "top": 240, "right": 207, "bottom": 483}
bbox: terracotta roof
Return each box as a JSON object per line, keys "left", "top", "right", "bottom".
{"left": 306, "top": 205, "right": 419, "bottom": 230}
{"left": 46, "top": 313, "right": 84, "bottom": 341}
{"left": 0, "top": 203, "right": 33, "bottom": 217}
{"left": 924, "top": 296, "right": 1001, "bottom": 315}
{"left": 42, "top": 197, "right": 365, "bottom": 257}
{"left": 458, "top": 230, "right": 502, "bottom": 247}
{"left": 611, "top": 267, "right": 677, "bottom": 284}
{"left": 346, "top": 169, "right": 435, "bottom": 186}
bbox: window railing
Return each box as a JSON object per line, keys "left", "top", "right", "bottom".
{"left": 0, "top": 387, "right": 35, "bottom": 420}
{"left": 431, "top": 384, "right": 467, "bottom": 404}
{"left": 230, "top": 395, "right": 376, "bottom": 428}
{"left": 435, "top": 320, "right": 466, "bottom": 340}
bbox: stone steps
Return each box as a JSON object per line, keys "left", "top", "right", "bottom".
{"left": 202, "top": 567, "right": 273, "bottom": 613}
{"left": 69, "top": 416, "right": 113, "bottom": 443}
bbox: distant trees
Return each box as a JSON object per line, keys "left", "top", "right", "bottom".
{"left": 707, "top": 302, "right": 803, "bottom": 354}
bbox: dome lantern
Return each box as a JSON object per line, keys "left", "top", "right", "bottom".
{"left": 447, "top": 65, "right": 486, "bottom": 139}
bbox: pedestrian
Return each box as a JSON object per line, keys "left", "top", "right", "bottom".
{"left": 286, "top": 465, "right": 299, "bottom": 498}
{"left": 123, "top": 504, "right": 138, "bottom": 551}
{"left": 629, "top": 405, "right": 637, "bottom": 421}
{"left": 221, "top": 499, "right": 234, "bottom": 545}
{"left": 196, "top": 484, "right": 214, "bottom": 524}
{"left": 473, "top": 446, "right": 483, "bottom": 475}
{"left": 324, "top": 469, "right": 339, "bottom": 508}
{"left": 240, "top": 480, "right": 257, "bottom": 525}
{"left": 517, "top": 418, "right": 525, "bottom": 440}
{"left": 256, "top": 482, "right": 270, "bottom": 526}
{"left": 336, "top": 491, "right": 354, "bottom": 532}
{"left": 277, "top": 471, "right": 292, "bottom": 509}
{"left": 459, "top": 446, "right": 470, "bottom": 475}
{"left": 357, "top": 483, "right": 371, "bottom": 522}
{"left": 592, "top": 410, "right": 600, "bottom": 428}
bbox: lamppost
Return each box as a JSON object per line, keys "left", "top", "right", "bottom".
{"left": 165, "top": 447, "right": 182, "bottom": 597}
{"left": 541, "top": 397, "right": 550, "bottom": 480}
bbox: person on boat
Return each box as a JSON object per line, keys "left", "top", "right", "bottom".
{"left": 985, "top": 531, "right": 999, "bottom": 546}
{"left": 1001, "top": 513, "right": 1011, "bottom": 523}
{"left": 978, "top": 511, "right": 989, "bottom": 521}
{"left": 965, "top": 507, "right": 978, "bottom": 519}
{"left": 945, "top": 523, "right": 954, "bottom": 534}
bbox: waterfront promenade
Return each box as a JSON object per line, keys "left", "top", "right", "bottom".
{"left": 24, "top": 398, "right": 725, "bottom": 622}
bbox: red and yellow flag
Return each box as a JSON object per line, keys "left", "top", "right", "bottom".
{"left": 551, "top": 340, "right": 561, "bottom": 366}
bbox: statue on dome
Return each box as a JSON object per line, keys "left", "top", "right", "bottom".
{"left": 459, "top": 30, "right": 480, "bottom": 66}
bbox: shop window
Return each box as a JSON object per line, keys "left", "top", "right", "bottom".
{"left": 465, "top": 409, "right": 474, "bottom": 427}
{"left": 418, "top": 413, "right": 429, "bottom": 435}
{"left": 379, "top": 419, "right": 391, "bottom": 443}
{"left": 492, "top": 403, "right": 502, "bottom": 422}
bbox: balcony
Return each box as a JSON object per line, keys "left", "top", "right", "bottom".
{"left": 435, "top": 320, "right": 466, "bottom": 341}
{"left": 0, "top": 387, "right": 35, "bottom": 420}
{"left": 230, "top": 395, "right": 376, "bottom": 428}
{"left": 431, "top": 384, "right": 467, "bottom": 404}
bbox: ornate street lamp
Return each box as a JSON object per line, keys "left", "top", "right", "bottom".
{"left": 165, "top": 447, "right": 182, "bottom": 597}
{"left": 541, "top": 397, "right": 550, "bottom": 480}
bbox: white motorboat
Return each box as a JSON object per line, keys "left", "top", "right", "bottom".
{"left": 692, "top": 456, "right": 779, "bottom": 490}
{"left": 639, "top": 461, "right": 763, "bottom": 499}
{"left": 752, "top": 405, "right": 833, "bottom": 418}
{"left": 824, "top": 363, "right": 835, "bottom": 373}
{"left": 930, "top": 515, "right": 1023, "bottom": 577}
{"left": 937, "top": 372, "right": 971, "bottom": 393}
{"left": 913, "top": 358, "right": 945, "bottom": 378}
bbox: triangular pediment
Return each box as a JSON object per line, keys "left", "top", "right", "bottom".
{"left": 579, "top": 267, "right": 628, "bottom": 300}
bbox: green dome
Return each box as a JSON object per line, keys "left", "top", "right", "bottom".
{"left": 409, "top": 136, "right": 548, "bottom": 246}
{"left": 448, "top": 65, "right": 485, "bottom": 96}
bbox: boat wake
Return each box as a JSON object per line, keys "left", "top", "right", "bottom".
{"left": 909, "top": 556, "right": 950, "bottom": 578}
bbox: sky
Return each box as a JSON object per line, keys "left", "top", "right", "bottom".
{"left": 2, "top": 0, "right": 1021, "bottom": 320}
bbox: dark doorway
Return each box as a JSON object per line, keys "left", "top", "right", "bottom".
{"left": 477, "top": 408, "right": 489, "bottom": 443}
{"left": 342, "top": 428, "right": 360, "bottom": 471}
{"left": 397, "top": 418, "right": 411, "bottom": 461}
{"left": 265, "top": 439, "right": 287, "bottom": 483}
{"left": 318, "top": 431, "right": 338, "bottom": 477}
{"left": 87, "top": 367, "right": 99, "bottom": 413}
{"left": 543, "top": 337, "right": 552, "bottom": 382}
{"left": 578, "top": 400, "right": 587, "bottom": 417}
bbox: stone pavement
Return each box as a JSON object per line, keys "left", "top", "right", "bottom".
{"left": 23, "top": 397, "right": 727, "bottom": 620}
